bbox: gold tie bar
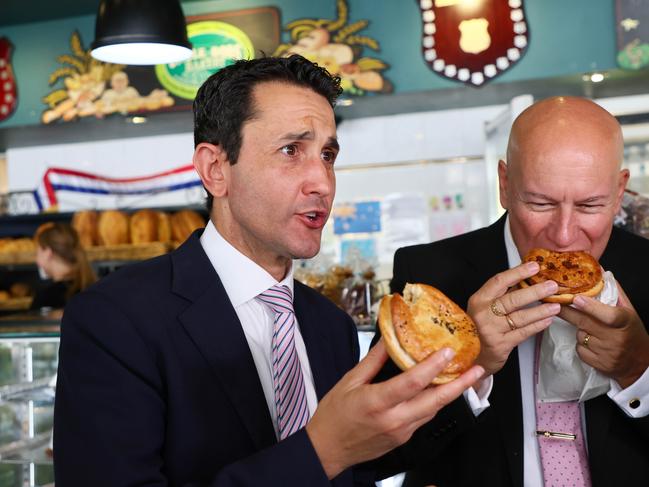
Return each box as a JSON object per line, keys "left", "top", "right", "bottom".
{"left": 535, "top": 430, "right": 577, "bottom": 440}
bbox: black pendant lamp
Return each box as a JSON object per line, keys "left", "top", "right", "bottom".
{"left": 91, "top": 0, "right": 192, "bottom": 65}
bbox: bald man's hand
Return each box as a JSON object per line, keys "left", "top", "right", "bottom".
{"left": 467, "top": 262, "right": 561, "bottom": 376}
{"left": 559, "top": 282, "right": 649, "bottom": 389}
{"left": 305, "top": 340, "right": 484, "bottom": 479}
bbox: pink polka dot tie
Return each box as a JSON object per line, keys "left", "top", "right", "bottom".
{"left": 535, "top": 335, "right": 592, "bottom": 486}
{"left": 258, "top": 285, "right": 310, "bottom": 440}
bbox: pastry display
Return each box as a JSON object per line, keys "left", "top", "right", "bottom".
{"left": 130, "top": 209, "right": 159, "bottom": 244}
{"left": 97, "top": 210, "right": 130, "bottom": 245}
{"left": 171, "top": 210, "right": 206, "bottom": 243}
{"left": 156, "top": 211, "right": 172, "bottom": 243}
{"left": 72, "top": 210, "right": 99, "bottom": 248}
{"left": 9, "top": 282, "right": 32, "bottom": 298}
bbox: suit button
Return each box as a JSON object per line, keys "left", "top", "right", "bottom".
{"left": 629, "top": 398, "right": 641, "bottom": 409}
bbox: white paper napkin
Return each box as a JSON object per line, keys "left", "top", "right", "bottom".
{"left": 536, "top": 271, "right": 618, "bottom": 403}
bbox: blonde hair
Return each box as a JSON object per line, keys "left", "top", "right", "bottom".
{"left": 36, "top": 222, "right": 97, "bottom": 298}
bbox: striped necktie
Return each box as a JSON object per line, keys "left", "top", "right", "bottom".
{"left": 257, "top": 284, "right": 310, "bottom": 440}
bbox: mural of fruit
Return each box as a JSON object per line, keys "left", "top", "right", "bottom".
{"left": 274, "top": 0, "right": 392, "bottom": 96}
{"left": 41, "top": 31, "right": 174, "bottom": 124}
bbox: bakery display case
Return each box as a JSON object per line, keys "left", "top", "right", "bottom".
{"left": 0, "top": 311, "right": 59, "bottom": 487}
{"left": 0, "top": 206, "right": 208, "bottom": 313}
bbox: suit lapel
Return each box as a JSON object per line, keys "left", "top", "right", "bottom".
{"left": 462, "top": 214, "right": 509, "bottom": 286}
{"left": 583, "top": 231, "right": 618, "bottom": 468}
{"left": 293, "top": 283, "right": 357, "bottom": 487}
{"left": 464, "top": 215, "right": 525, "bottom": 485}
{"left": 172, "top": 233, "right": 276, "bottom": 452}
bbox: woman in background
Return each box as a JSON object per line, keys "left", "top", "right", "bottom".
{"left": 31, "top": 222, "right": 97, "bottom": 311}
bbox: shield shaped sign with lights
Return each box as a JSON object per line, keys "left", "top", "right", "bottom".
{"left": 417, "top": 0, "right": 530, "bottom": 87}
{"left": 0, "top": 37, "right": 17, "bottom": 121}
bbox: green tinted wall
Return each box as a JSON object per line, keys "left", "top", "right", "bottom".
{"left": 0, "top": 0, "right": 617, "bottom": 128}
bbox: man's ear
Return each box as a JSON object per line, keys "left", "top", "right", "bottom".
{"left": 497, "top": 159, "right": 509, "bottom": 210}
{"left": 614, "top": 168, "right": 630, "bottom": 213}
{"left": 193, "top": 143, "right": 230, "bottom": 198}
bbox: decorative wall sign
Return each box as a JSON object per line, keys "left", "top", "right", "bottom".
{"left": 156, "top": 21, "right": 254, "bottom": 100}
{"left": 333, "top": 201, "right": 382, "bottom": 234}
{"left": 417, "top": 0, "right": 530, "bottom": 87}
{"left": 155, "top": 7, "right": 279, "bottom": 100}
{"left": 41, "top": 32, "right": 174, "bottom": 124}
{"left": 274, "top": 0, "right": 392, "bottom": 95}
{"left": 0, "top": 38, "right": 18, "bottom": 122}
{"left": 616, "top": 0, "right": 649, "bottom": 70}
{"left": 41, "top": 8, "right": 279, "bottom": 124}
{"left": 33, "top": 164, "right": 200, "bottom": 211}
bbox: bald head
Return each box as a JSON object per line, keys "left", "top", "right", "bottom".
{"left": 507, "top": 96, "right": 623, "bottom": 174}
{"left": 498, "top": 96, "right": 629, "bottom": 260}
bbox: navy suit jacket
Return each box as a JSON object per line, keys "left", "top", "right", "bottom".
{"left": 54, "top": 231, "right": 368, "bottom": 486}
{"left": 374, "top": 215, "right": 649, "bottom": 487}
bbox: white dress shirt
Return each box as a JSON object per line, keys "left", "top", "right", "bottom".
{"left": 200, "top": 221, "right": 318, "bottom": 439}
{"left": 503, "top": 216, "right": 649, "bottom": 486}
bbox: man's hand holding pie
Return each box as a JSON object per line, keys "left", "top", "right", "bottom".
{"left": 467, "top": 261, "right": 561, "bottom": 376}
{"left": 559, "top": 282, "right": 649, "bottom": 389}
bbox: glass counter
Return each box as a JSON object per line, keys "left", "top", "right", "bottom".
{"left": 0, "top": 310, "right": 59, "bottom": 487}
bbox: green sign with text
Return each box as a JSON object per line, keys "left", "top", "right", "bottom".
{"left": 155, "top": 21, "right": 254, "bottom": 100}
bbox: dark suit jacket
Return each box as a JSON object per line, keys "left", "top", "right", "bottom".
{"left": 54, "top": 231, "right": 369, "bottom": 486}
{"left": 377, "top": 215, "right": 649, "bottom": 487}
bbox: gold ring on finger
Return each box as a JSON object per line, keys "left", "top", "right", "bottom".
{"left": 582, "top": 334, "right": 591, "bottom": 348}
{"left": 490, "top": 299, "right": 507, "bottom": 317}
{"left": 506, "top": 314, "right": 517, "bottom": 331}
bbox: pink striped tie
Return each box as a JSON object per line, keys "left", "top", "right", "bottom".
{"left": 258, "top": 285, "right": 310, "bottom": 440}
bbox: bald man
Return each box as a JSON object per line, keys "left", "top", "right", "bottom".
{"left": 375, "top": 97, "right": 649, "bottom": 486}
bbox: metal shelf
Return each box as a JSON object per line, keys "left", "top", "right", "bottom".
{"left": 0, "top": 377, "right": 55, "bottom": 405}
{"left": 0, "top": 432, "right": 52, "bottom": 466}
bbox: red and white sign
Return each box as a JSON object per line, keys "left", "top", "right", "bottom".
{"left": 417, "top": 0, "right": 530, "bottom": 87}
{"left": 0, "top": 37, "right": 17, "bottom": 121}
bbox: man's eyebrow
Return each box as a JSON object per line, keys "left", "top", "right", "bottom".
{"left": 521, "top": 192, "right": 609, "bottom": 203}
{"left": 521, "top": 192, "right": 555, "bottom": 201}
{"left": 326, "top": 136, "right": 340, "bottom": 152}
{"left": 279, "top": 131, "right": 314, "bottom": 142}
{"left": 277, "top": 132, "right": 340, "bottom": 151}
{"left": 576, "top": 195, "right": 608, "bottom": 204}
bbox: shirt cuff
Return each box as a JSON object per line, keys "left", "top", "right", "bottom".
{"left": 463, "top": 375, "right": 493, "bottom": 417}
{"left": 608, "top": 366, "right": 649, "bottom": 418}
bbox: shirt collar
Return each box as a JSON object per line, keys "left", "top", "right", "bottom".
{"left": 199, "top": 220, "right": 294, "bottom": 308}
{"left": 503, "top": 214, "right": 522, "bottom": 269}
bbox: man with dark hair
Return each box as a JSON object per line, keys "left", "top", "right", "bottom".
{"left": 192, "top": 55, "right": 343, "bottom": 212}
{"left": 54, "top": 55, "right": 483, "bottom": 486}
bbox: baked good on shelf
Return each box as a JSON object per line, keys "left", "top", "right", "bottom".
{"left": 130, "top": 209, "right": 159, "bottom": 244}
{"left": 0, "top": 238, "right": 36, "bottom": 253}
{"left": 171, "top": 210, "right": 205, "bottom": 243}
{"left": 72, "top": 210, "right": 99, "bottom": 248}
{"left": 9, "top": 282, "right": 32, "bottom": 298}
{"left": 98, "top": 210, "right": 130, "bottom": 246}
{"left": 156, "top": 211, "right": 172, "bottom": 243}
{"left": 520, "top": 248, "right": 604, "bottom": 304}
{"left": 0, "top": 291, "right": 9, "bottom": 302}
{"left": 378, "top": 283, "right": 480, "bottom": 384}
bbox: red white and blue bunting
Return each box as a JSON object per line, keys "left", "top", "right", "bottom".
{"left": 33, "top": 165, "right": 201, "bottom": 211}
